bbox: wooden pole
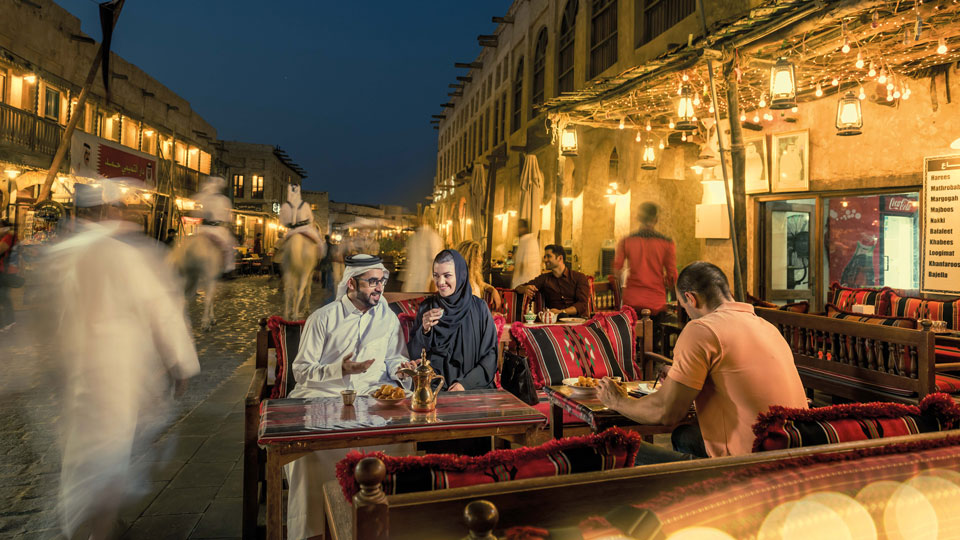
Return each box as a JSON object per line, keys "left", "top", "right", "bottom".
{"left": 723, "top": 61, "right": 749, "bottom": 295}
{"left": 483, "top": 157, "right": 498, "bottom": 282}
{"left": 554, "top": 153, "right": 564, "bottom": 244}
{"left": 37, "top": 0, "right": 125, "bottom": 203}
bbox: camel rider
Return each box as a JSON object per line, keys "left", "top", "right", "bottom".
{"left": 194, "top": 176, "right": 237, "bottom": 273}
{"left": 279, "top": 184, "right": 322, "bottom": 245}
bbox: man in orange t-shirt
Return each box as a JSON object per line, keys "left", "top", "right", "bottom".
{"left": 598, "top": 261, "right": 807, "bottom": 463}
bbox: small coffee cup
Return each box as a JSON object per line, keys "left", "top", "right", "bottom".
{"left": 340, "top": 390, "right": 356, "bottom": 406}
{"left": 524, "top": 312, "right": 537, "bottom": 324}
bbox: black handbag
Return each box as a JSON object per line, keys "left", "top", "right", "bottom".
{"left": 500, "top": 351, "right": 539, "bottom": 406}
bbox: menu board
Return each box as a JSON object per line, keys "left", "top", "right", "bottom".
{"left": 922, "top": 155, "right": 960, "bottom": 294}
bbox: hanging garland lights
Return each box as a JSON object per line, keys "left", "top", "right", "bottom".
{"left": 543, "top": 1, "right": 959, "bottom": 140}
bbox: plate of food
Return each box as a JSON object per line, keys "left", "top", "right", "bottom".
{"left": 562, "top": 376, "right": 602, "bottom": 396}
{"left": 369, "top": 384, "right": 411, "bottom": 406}
{"left": 560, "top": 317, "right": 587, "bottom": 324}
{"left": 629, "top": 382, "right": 659, "bottom": 396}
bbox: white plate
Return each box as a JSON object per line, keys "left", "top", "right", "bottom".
{"left": 368, "top": 389, "right": 413, "bottom": 406}
{"left": 562, "top": 377, "right": 599, "bottom": 395}
{"left": 561, "top": 317, "right": 587, "bottom": 324}
{"left": 631, "top": 382, "right": 659, "bottom": 395}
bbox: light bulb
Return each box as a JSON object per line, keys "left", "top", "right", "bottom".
{"left": 858, "top": 86, "right": 866, "bottom": 100}
{"left": 791, "top": 106, "right": 798, "bottom": 113}
{"left": 855, "top": 52, "right": 864, "bottom": 69}
{"left": 893, "top": 89, "right": 901, "bottom": 98}
{"left": 758, "top": 95, "right": 767, "bottom": 108}
{"left": 668, "top": 120, "right": 675, "bottom": 129}
{"left": 658, "top": 140, "right": 665, "bottom": 150}
{"left": 645, "top": 121, "right": 651, "bottom": 132}
{"left": 938, "top": 37, "right": 948, "bottom": 54}
{"left": 831, "top": 77, "right": 839, "bottom": 86}
{"left": 693, "top": 93, "right": 701, "bottom": 106}
{"left": 708, "top": 103, "right": 715, "bottom": 113}
{"left": 868, "top": 63, "right": 876, "bottom": 77}
{"left": 682, "top": 73, "right": 689, "bottom": 82}
{"left": 739, "top": 112, "right": 746, "bottom": 122}
{"left": 841, "top": 38, "right": 851, "bottom": 53}
{"left": 619, "top": 118, "right": 625, "bottom": 129}
{"left": 752, "top": 113, "right": 760, "bottom": 123}
{"left": 635, "top": 131, "right": 642, "bottom": 142}
{"left": 886, "top": 93, "right": 894, "bottom": 102}
{"left": 886, "top": 82, "right": 894, "bottom": 91}
{"left": 815, "top": 83, "right": 823, "bottom": 97}
{"left": 904, "top": 88, "right": 911, "bottom": 100}
{"left": 878, "top": 71, "right": 887, "bottom": 84}
{"left": 681, "top": 133, "right": 687, "bottom": 142}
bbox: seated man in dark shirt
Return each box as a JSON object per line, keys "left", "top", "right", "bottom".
{"left": 515, "top": 244, "right": 591, "bottom": 317}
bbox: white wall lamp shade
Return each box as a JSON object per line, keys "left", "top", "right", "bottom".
{"left": 836, "top": 91, "right": 863, "bottom": 136}
{"left": 560, "top": 126, "right": 578, "bottom": 156}
{"left": 769, "top": 58, "right": 797, "bottom": 110}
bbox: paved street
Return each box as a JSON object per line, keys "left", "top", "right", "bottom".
{"left": 0, "top": 274, "right": 332, "bottom": 539}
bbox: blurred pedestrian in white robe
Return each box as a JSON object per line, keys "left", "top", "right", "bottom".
{"left": 193, "top": 176, "right": 237, "bottom": 272}
{"left": 279, "top": 184, "right": 323, "bottom": 245}
{"left": 46, "top": 182, "right": 199, "bottom": 539}
{"left": 284, "top": 254, "right": 416, "bottom": 539}
{"left": 511, "top": 219, "right": 541, "bottom": 288}
{"left": 401, "top": 220, "right": 442, "bottom": 292}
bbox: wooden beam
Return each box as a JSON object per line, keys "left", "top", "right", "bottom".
{"left": 448, "top": 92, "right": 463, "bottom": 97}
{"left": 441, "top": 103, "right": 455, "bottom": 108}
{"left": 456, "top": 76, "right": 473, "bottom": 82}
{"left": 455, "top": 62, "right": 483, "bottom": 69}
{"left": 492, "top": 16, "right": 514, "bottom": 24}
{"left": 448, "top": 83, "right": 463, "bottom": 88}
{"left": 431, "top": 115, "right": 446, "bottom": 119}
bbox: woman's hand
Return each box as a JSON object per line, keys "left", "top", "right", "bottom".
{"left": 448, "top": 382, "right": 465, "bottom": 392}
{"left": 421, "top": 308, "right": 443, "bottom": 333}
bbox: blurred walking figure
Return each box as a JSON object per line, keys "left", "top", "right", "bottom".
{"left": 510, "top": 219, "right": 541, "bottom": 288}
{"left": 45, "top": 181, "right": 199, "bottom": 540}
{"left": 401, "top": 216, "right": 442, "bottom": 292}
{"left": 0, "top": 218, "right": 19, "bottom": 331}
{"left": 457, "top": 240, "right": 501, "bottom": 310}
{"left": 614, "top": 202, "right": 678, "bottom": 349}
{"left": 170, "top": 177, "right": 236, "bottom": 330}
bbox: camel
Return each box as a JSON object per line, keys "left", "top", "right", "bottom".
{"left": 280, "top": 231, "right": 325, "bottom": 320}
{"left": 169, "top": 234, "right": 223, "bottom": 331}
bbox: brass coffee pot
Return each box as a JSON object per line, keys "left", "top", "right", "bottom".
{"left": 398, "top": 349, "right": 446, "bottom": 413}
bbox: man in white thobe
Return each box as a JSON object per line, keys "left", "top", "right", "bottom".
{"left": 401, "top": 218, "right": 442, "bottom": 292}
{"left": 279, "top": 184, "right": 323, "bottom": 245}
{"left": 193, "top": 176, "right": 237, "bottom": 272}
{"left": 284, "top": 254, "right": 416, "bottom": 539}
{"left": 47, "top": 182, "right": 199, "bottom": 539}
{"left": 511, "top": 219, "right": 542, "bottom": 288}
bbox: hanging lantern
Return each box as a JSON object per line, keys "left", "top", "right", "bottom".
{"left": 560, "top": 125, "right": 578, "bottom": 156}
{"left": 675, "top": 86, "right": 697, "bottom": 131}
{"left": 641, "top": 142, "right": 657, "bottom": 170}
{"left": 836, "top": 91, "right": 862, "bottom": 136}
{"left": 769, "top": 58, "right": 797, "bottom": 110}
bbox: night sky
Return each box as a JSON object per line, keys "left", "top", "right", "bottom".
{"left": 55, "top": 0, "right": 514, "bottom": 210}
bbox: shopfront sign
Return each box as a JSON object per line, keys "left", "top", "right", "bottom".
{"left": 235, "top": 203, "right": 265, "bottom": 212}
{"left": 70, "top": 131, "right": 157, "bottom": 187}
{"left": 922, "top": 155, "right": 960, "bottom": 294}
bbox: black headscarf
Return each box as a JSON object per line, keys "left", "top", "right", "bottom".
{"left": 408, "top": 249, "right": 497, "bottom": 390}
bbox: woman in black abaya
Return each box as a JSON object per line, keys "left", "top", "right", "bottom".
{"left": 408, "top": 249, "right": 497, "bottom": 390}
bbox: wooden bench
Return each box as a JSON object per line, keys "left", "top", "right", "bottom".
{"left": 755, "top": 308, "right": 937, "bottom": 404}
{"left": 324, "top": 429, "right": 960, "bottom": 539}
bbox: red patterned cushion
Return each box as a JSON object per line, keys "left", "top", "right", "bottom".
{"left": 938, "top": 345, "right": 960, "bottom": 363}
{"left": 828, "top": 282, "right": 888, "bottom": 312}
{"left": 335, "top": 427, "right": 642, "bottom": 500}
{"left": 388, "top": 296, "right": 426, "bottom": 317}
{"left": 397, "top": 313, "right": 416, "bottom": 344}
{"left": 266, "top": 316, "right": 306, "bottom": 399}
{"left": 511, "top": 320, "right": 628, "bottom": 388}
{"left": 935, "top": 374, "right": 960, "bottom": 394}
{"left": 825, "top": 304, "right": 917, "bottom": 328}
{"left": 888, "top": 292, "right": 959, "bottom": 331}
{"left": 592, "top": 306, "right": 638, "bottom": 381}
{"left": 751, "top": 393, "right": 960, "bottom": 452}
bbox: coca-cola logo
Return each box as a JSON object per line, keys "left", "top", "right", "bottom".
{"left": 887, "top": 197, "right": 917, "bottom": 212}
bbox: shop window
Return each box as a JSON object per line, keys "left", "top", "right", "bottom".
{"left": 199, "top": 151, "right": 211, "bottom": 175}
{"left": 233, "top": 174, "right": 244, "bottom": 199}
{"left": 608, "top": 147, "right": 619, "bottom": 182}
{"left": 140, "top": 126, "right": 157, "bottom": 154}
{"left": 824, "top": 192, "right": 919, "bottom": 292}
{"left": 558, "top": 0, "right": 578, "bottom": 94}
{"left": 122, "top": 118, "right": 139, "bottom": 149}
{"left": 252, "top": 174, "right": 264, "bottom": 199}
{"left": 175, "top": 141, "right": 187, "bottom": 165}
{"left": 531, "top": 28, "right": 548, "bottom": 112}
{"left": 0, "top": 71, "right": 6, "bottom": 104}
{"left": 44, "top": 86, "right": 60, "bottom": 121}
{"left": 589, "top": 0, "right": 618, "bottom": 79}
{"left": 512, "top": 57, "right": 524, "bottom": 133}
{"left": 763, "top": 198, "right": 815, "bottom": 304}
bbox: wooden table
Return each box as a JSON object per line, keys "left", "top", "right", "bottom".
{"left": 257, "top": 389, "right": 546, "bottom": 540}
{"left": 543, "top": 381, "right": 694, "bottom": 440}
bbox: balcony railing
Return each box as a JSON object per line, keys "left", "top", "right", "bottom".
{"left": 0, "top": 102, "right": 63, "bottom": 157}
{"left": 158, "top": 160, "right": 200, "bottom": 195}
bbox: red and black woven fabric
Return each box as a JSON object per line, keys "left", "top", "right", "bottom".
{"left": 935, "top": 373, "right": 960, "bottom": 393}
{"left": 824, "top": 303, "right": 918, "bottom": 328}
{"left": 266, "top": 316, "right": 306, "bottom": 399}
{"left": 888, "top": 291, "right": 959, "bottom": 331}
{"left": 592, "top": 306, "right": 638, "bottom": 381}
{"left": 387, "top": 296, "right": 426, "bottom": 317}
{"left": 511, "top": 320, "right": 628, "bottom": 388}
{"left": 335, "top": 427, "right": 642, "bottom": 500}
{"left": 751, "top": 393, "right": 960, "bottom": 452}
{"left": 828, "top": 282, "right": 890, "bottom": 312}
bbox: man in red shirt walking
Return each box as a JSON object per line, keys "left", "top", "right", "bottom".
{"left": 614, "top": 202, "right": 677, "bottom": 349}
